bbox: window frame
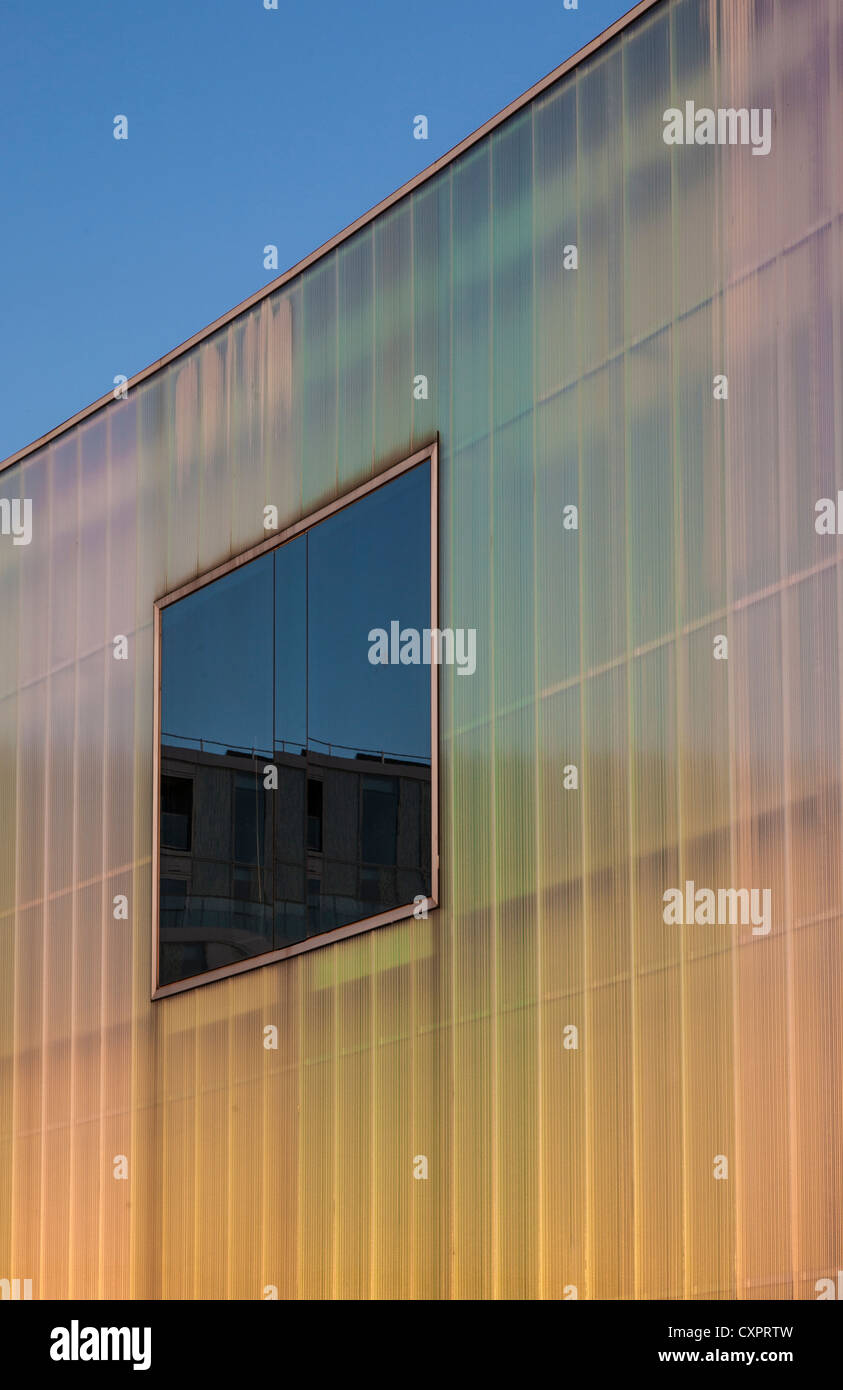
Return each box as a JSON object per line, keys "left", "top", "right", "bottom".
{"left": 151, "top": 440, "right": 439, "bottom": 999}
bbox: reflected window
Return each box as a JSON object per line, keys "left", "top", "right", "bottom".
{"left": 307, "top": 779, "right": 323, "bottom": 852}
{"left": 361, "top": 776, "right": 398, "bottom": 865}
{"left": 160, "top": 877, "right": 187, "bottom": 926}
{"left": 157, "top": 456, "right": 435, "bottom": 989}
{"left": 161, "top": 775, "right": 193, "bottom": 851}
{"left": 234, "top": 771, "right": 267, "bottom": 866}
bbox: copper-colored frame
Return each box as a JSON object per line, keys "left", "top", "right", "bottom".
{"left": 151, "top": 441, "right": 439, "bottom": 999}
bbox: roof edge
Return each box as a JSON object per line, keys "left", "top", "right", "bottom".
{"left": 1, "top": 0, "right": 661, "bottom": 474}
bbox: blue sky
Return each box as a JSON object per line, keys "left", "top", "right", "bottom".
{"left": 0, "top": 0, "right": 635, "bottom": 462}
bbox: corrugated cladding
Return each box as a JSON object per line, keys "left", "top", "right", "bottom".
{"left": 1, "top": 0, "right": 842, "bottom": 1297}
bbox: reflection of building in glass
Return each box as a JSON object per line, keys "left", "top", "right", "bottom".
{"left": 159, "top": 745, "right": 431, "bottom": 982}
{"left": 156, "top": 452, "right": 435, "bottom": 985}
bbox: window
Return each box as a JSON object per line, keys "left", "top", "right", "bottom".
{"left": 161, "top": 775, "right": 193, "bottom": 851}
{"left": 361, "top": 776, "right": 398, "bottom": 866}
{"left": 154, "top": 450, "right": 437, "bottom": 993}
{"left": 306, "top": 779, "right": 323, "bottom": 851}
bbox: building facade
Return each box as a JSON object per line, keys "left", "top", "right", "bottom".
{"left": 1, "top": 0, "right": 841, "bottom": 1298}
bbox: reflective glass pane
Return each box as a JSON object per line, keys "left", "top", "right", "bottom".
{"left": 305, "top": 461, "right": 432, "bottom": 934}
{"left": 274, "top": 534, "right": 307, "bottom": 755}
{"left": 158, "top": 749, "right": 275, "bottom": 985}
{"left": 159, "top": 459, "right": 433, "bottom": 983}
{"left": 160, "top": 552, "right": 276, "bottom": 984}
{"left": 161, "top": 552, "right": 274, "bottom": 757}
{"left": 272, "top": 534, "right": 308, "bottom": 951}
{"left": 307, "top": 461, "right": 430, "bottom": 762}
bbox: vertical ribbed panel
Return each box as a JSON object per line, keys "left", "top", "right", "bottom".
{"left": 1, "top": 0, "right": 841, "bottom": 1299}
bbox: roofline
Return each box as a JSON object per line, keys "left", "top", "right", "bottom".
{"left": 1, "top": 0, "right": 662, "bottom": 475}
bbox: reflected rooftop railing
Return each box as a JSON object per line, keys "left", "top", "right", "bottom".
{"left": 161, "top": 729, "right": 432, "bottom": 766}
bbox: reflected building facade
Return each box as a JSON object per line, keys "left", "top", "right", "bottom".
{"left": 1, "top": 0, "right": 843, "bottom": 1300}
{"left": 159, "top": 745, "right": 431, "bottom": 984}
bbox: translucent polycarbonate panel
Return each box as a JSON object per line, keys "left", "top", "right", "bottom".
{"left": 301, "top": 257, "right": 339, "bottom": 512}
{"left": 451, "top": 145, "right": 491, "bottom": 452}
{"left": 717, "top": 0, "right": 780, "bottom": 281}
{"left": 580, "top": 361, "right": 627, "bottom": 668}
{"left": 583, "top": 664, "right": 633, "bottom": 1298}
{"left": 534, "top": 81, "right": 579, "bottom": 399}
{"left": 626, "top": 328, "right": 675, "bottom": 647}
{"left": 724, "top": 259, "right": 781, "bottom": 601}
{"left": 1, "top": 0, "right": 842, "bottom": 1302}
{"left": 412, "top": 180, "right": 449, "bottom": 453}
{"left": 679, "top": 617, "right": 735, "bottom": 1298}
{"left": 670, "top": 0, "right": 720, "bottom": 317}
{"left": 338, "top": 232, "right": 375, "bottom": 487}
{"left": 576, "top": 47, "right": 624, "bottom": 375}
{"left": 630, "top": 644, "right": 683, "bottom": 1296}
{"left": 623, "top": 8, "right": 673, "bottom": 343}
{"left": 675, "top": 301, "right": 726, "bottom": 625}
{"left": 786, "top": 570, "right": 842, "bottom": 924}
{"left": 535, "top": 387, "right": 580, "bottom": 689}
{"left": 374, "top": 205, "right": 413, "bottom": 465}
{"left": 779, "top": 227, "right": 837, "bottom": 579}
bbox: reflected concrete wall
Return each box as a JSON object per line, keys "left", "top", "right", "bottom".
{"left": 159, "top": 745, "right": 431, "bottom": 980}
